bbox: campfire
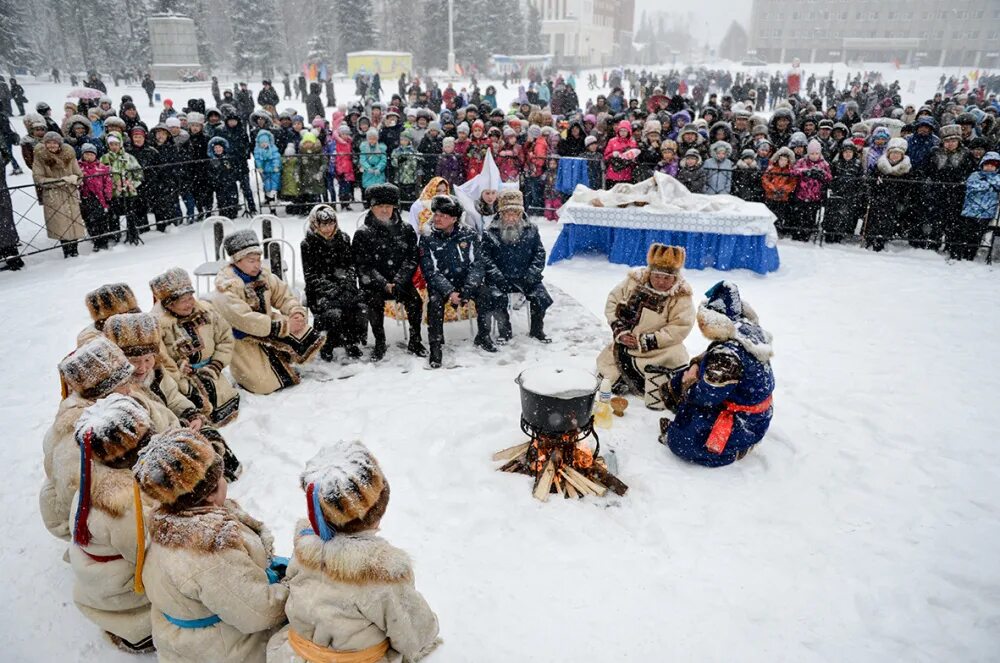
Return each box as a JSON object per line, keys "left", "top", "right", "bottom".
{"left": 494, "top": 417, "right": 628, "bottom": 501}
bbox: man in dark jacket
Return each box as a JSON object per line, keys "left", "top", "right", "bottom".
{"left": 213, "top": 107, "right": 256, "bottom": 214}
{"left": 257, "top": 80, "right": 279, "bottom": 111}
{"left": 126, "top": 126, "right": 159, "bottom": 232}
{"left": 350, "top": 183, "right": 425, "bottom": 362}
{"left": 419, "top": 194, "right": 497, "bottom": 368}
{"left": 482, "top": 191, "right": 552, "bottom": 343}
{"left": 305, "top": 83, "right": 325, "bottom": 124}
{"left": 235, "top": 82, "right": 254, "bottom": 123}
{"left": 141, "top": 74, "right": 156, "bottom": 107}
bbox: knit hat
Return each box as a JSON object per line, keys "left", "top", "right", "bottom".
{"left": 59, "top": 337, "right": 135, "bottom": 400}
{"left": 149, "top": 267, "right": 195, "bottom": 306}
{"left": 366, "top": 182, "right": 400, "bottom": 207}
{"left": 502, "top": 126, "right": 515, "bottom": 137}
{"left": 940, "top": 124, "right": 962, "bottom": 140}
{"left": 702, "top": 280, "right": 744, "bottom": 320}
{"left": 871, "top": 126, "right": 891, "bottom": 142}
{"left": 165, "top": 117, "right": 181, "bottom": 128}
{"left": 646, "top": 243, "right": 685, "bottom": 274}
{"left": 43, "top": 131, "right": 63, "bottom": 145}
{"left": 457, "top": 122, "right": 470, "bottom": 135}
{"left": 497, "top": 189, "right": 525, "bottom": 216}
{"left": 807, "top": 139, "right": 823, "bottom": 155}
{"left": 740, "top": 148, "right": 756, "bottom": 159}
{"left": 337, "top": 124, "right": 351, "bottom": 135}
{"left": 752, "top": 124, "right": 768, "bottom": 136}
{"left": 311, "top": 117, "right": 325, "bottom": 129}
{"left": 399, "top": 129, "right": 413, "bottom": 142}
{"left": 300, "top": 441, "right": 389, "bottom": 537}
{"left": 442, "top": 136, "right": 455, "bottom": 149}
{"left": 103, "top": 312, "right": 162, "bottom": 357}
{"left": 643, "top": 119, "right": 662, "bottom": 136}
{"left": 366, "top": 127, "right": 379, "bottom": 140}
{"left": 81, "top": 143, "right": 98, "bottom": 156}
{"left": 224, "top": 229, "right": 263, "bottom": 262}
{"left": 788, "top": 132, "right": 808, "bottom": 148}
{"left": 428, "top": 121, "right": 441, "bottom": 132}
{"left": 584, "top": 135, "right": 598, "bottom": 147}
{"left": 886, "top": 137, "right": 908, "bottom": 155}
{"left": 85, "top": 283, "right": 140, "bottom": 328}
{"left": 430, "top": 194, "right": 463, "bottom": 218}
{"left": 134, "top": 428, "right": 222, "bottom": 511}
{"left": 105, "top": 132, "right": 122, "bottom": 146}
{"left": 527, "top": 125, "right": 542, "bottom": 139}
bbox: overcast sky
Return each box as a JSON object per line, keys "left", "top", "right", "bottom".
{"left": 634, "top": 0, "right": 751, "bottom": 46}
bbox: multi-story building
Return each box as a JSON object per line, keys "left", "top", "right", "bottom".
{"left": 528, "top": 0, "right": 635, "bottom": 67}
{"left": 749, "top": 0, "right": 1000, "bottom": 68}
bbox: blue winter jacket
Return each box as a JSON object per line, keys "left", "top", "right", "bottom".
{"left": 962, "top": 157, "right": 1000, "bottom": 219}
{"left": 665, "top": 311, "right": 774, "bottom": 467}
{"left": 703, "top": 156, "right": 733, "bottom": 194}
{"left": 418, "top": 224, "right": 486, "bottom": 299}
{"left": 253, "top": 130, "right": 282, "bottom": 174}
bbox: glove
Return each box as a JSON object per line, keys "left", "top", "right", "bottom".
{"left": 266, "top": 556, "right": 289, "bottom": 584}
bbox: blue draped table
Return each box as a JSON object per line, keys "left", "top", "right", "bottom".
{"left": 548, "top": 203, "right": 780, "bottom": 274}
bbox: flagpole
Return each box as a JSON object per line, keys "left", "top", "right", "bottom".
{"left": 448, "top": 0, "right": 456, "bottom": 75}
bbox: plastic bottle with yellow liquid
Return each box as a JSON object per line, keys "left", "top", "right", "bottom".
{"left": 594, "top": 378, "right": 613, "bottom": 429}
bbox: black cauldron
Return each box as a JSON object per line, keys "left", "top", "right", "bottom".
{"left": 515, "top": 367, "right": 598, "bottom": 433}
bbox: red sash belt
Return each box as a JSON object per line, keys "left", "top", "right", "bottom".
{"left": 706, "top": 395, "right": 773, "bottom": 454}
{"left": 82, "top": 549, "right": 125, "bottom": 563}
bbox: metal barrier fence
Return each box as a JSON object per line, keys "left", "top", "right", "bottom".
{"left": 4, "top": 150, "right": 999, "bottom": 265}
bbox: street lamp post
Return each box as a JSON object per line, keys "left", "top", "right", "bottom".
{"left": 448, "top": 0, "right": 456, "bottom": 75}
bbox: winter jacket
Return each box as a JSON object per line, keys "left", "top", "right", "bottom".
{"left": 925, "top": 146, "right": 977, "bottom": 216}
{"left": 213, "top": 264, "right": 316, "bottom": 395}
{"left": 761, "top": 149, "right": 799, "bottom": 203}
{"left": 663, "top": 301, "right": 774, "bottom": 467}
{"left": 525, "top": 137, "right": 550, "bottom": 178}
{"left": 481, "top": 222, "right": 546, "bottom": 291}
{"left": 418, "top": 224, "right": 486, "bottom": 299}
{"left": 604, "top": 121, "right": 638, "bottom": 182}
{"left": 703, "top": 156, "right": 733, "bottom": 195}
{"left": 676, "top": 159, "right": 706, "bottom": 194}
{"left": 253, "top": 131, "right": 282, "bottom": 175}
{"left": 297, "top": 138, "right": 328, "bottom": 196}
{"left": 351, "top": 210, "right": 420, "bottom": 293}
{"left": 962, "top": 167, "right": 1000, "bottom": 219}
{"left": 656, "top": 159, "right": 679, "bottom": 177}
{"left": 596, "top": 269, "right": 694, "bottom": 407}
{"left": 359, "top": 141, "right": 387, "bottom": 189}
{"left": 125, "top": 369, "right": 199, "bottom": 433}
{"left": 214, "top": 119, "right": 251, "bottom": 174}
{"left": 435, "top": 152, "right": 464, "bottom": 186}
{"left": 557, "top": 122, "right": 588, "bottom": 157}
{"left": 32, "top": 143, "right": 86, "bottom": 241}
{"left": 494, "top": 140, "right": 524, "bottom": 183}
{"left": 78, "top": 159, "right": 113, "bottom": 208}
{"left": 301, "top": 228, "right": 361, "bottom": 315}
{"left": 265, "top": 523, "right": 440, "bottom": 663}
{"left": 868, "top": 154, "right": 913, "bottom": 240}
{"left": 69, "top": 463, "right": 153, "bottom": 644}
{"left": 792, "top": 157, "right": 832, "bottom": 203}
{"left": 731, "top": 161, "right": 762, "bottom": 202}
{"left": 153, "top": 299, "right": 240, "bottom": 427}
{"left": 332, "top": 135, "right": 355, "bottom": 180}
{"left": 391, "top": 145, "right": 420, "bottom": 185}
{"left": 39, "top": 391, "right": 94, "bottom": 540}
{"left": 208, "top": 137, "right": 240, "bottom": 217}
{"left": 141, "top": 501, "right": 288, "bottom": 663}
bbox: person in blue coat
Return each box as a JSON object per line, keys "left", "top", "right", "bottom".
{"left": 949, "top": 151, "right": 1000, "bottom": 261}
{"left": 418, "top": 195, "right": 496, "bottom": 368}
{"left": 659, "top": 281, "right": 774, "bottom": 467}
{"left": 252, "top": 129, "right": 281, "bottom": 204}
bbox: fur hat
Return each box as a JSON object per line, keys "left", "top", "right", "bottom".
{"left": 149, "top": 268, "right": 194, "bottom": 306}
{"left": 301, "top": 441, "right": 389, "bottom": 536}
{"left": 497, "top": 190, "right": 525, "bottom": 215}
{"left": 75, "top": 394, "right": 153, "bottom": 467}
{"left": 584, "top": 135, "right": 598, "bottom": 147}
{"left": 788, "top": 132, "right": 808, "bottom": 148}
{"left": 366, "top": 183, "right": 400, "bottom": 207}
{"left": 710, "top": 140, "right": 731, "bottom": 157}
{"left": 134, "top": 429, "right": 222, "bottom": 511}
{"left": 643, "top": 119, "right": 662, "bottom": 136}
{"left": 85, "top": 283, "right": 140, "bottom": 328}
{"left": 646, "top": 243, "right": 685, "bottom": 274}
{"left": 442, "top": 136, "right": 455, "bottom": 149}
{"left": 886, "top": 137, "right": 908, "bottom": 155}
{"left": 939, "top": 124, "right": 962, "bottom": 140}
{"left": 224, "top": 229, "right": 263, "bottom": 262}
{"left": 59, "top": 337, "right": 134, "bottom": 400}
{"left": 43, "top": 131, "right": 63, "bottom": 145}
{"left": 103, "top": 312, "right": 162, "bottom": 357}
{"left": 456, "top": 122, "right": 470, "bottom": 135}
{"left": 430, "top": 194, "right": 463, "bottom": 218}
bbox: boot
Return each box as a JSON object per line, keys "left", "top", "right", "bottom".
{"left": 474, "top": 334, "right": 498, "bottom": 353}
{"left": 528, "top": 308, "right": 551, "bottom": 343}
{"left": 61, "top": 241, "right": 74, "bottom": 258}
{"left": 370, "top": 336, "right": 387, "bottom": 362}
{"left": 495, "top": 310, "right": 513, "bottom": 344}
{"left": 320, "top": 343, "right": 335, "bottom": 362}
{"left": 105, "top": 632, "right": 156, "bottom": 654}
{"left": 428, "top": 343, "right": 442, "bottom": 369}
{"left": 345, "top": 344, "right": 363, "bottom": 359}
{"left": 407, "top": 338, "right": 428, "bottom": 357}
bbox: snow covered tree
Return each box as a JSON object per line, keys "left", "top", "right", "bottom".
{"left": 489, "top": 0, "right": 524, "bottom": 56}
{"left": 306, "top": 34, "right": 330, "bottom": 67}
{"left": 0, "top": 0, "right": 38, "bottom": 71}
{"left": 121, "top": 0, "right": 153, "bottom": 68}
{"left": 417, "top": 0, "right": 449, "bottom": 71}
{"left": 525, "top": 1, "right": 543, "bottom": 54}
{"left": 334, "top": 0, "right": 374, "bottom": 65}
{"left": 230, "top": 0, "right": 281, "bottom": 76}
{"left": 454, "top": 0, "right": 491, "bottom": 69}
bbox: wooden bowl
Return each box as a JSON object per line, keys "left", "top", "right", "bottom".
{"left": 610, "top": 396, "right": 629, "bottom": 417}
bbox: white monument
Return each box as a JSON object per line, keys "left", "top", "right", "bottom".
{"left": 148, "top": 14, "right": 201, "bottom": 80}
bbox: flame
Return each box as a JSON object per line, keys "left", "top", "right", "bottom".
{"left": 573, "top": 444, "right": 594, "bottom": 469}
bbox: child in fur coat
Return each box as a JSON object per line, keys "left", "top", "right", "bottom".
{"left": 266, "top": 441, "right": 441, "bottom": 663}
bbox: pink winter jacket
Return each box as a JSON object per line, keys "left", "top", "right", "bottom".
{"left": 604, "top": 120, "right": 638, "bottom": 182}
{"left": 334, "top": 136, "right": 355, "bottom": 180}
{"left": 792, "top": 157, "right": 832, "bottom": 202}
{"left": 78, "top": 159, "right": 113, "bottom": 209}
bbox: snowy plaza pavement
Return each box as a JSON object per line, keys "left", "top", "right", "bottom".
{"left": 2, "top": 69, "right": 1000, "bottom": 661}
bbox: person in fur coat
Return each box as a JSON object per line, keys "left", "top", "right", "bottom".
{"left": 32, "top": 131, "right": 86, "bottom": 257}
{"left": 150, "top": 268, "right": 241, "bottom": 427}
{"left": 301, "top": 205, "right": 367, "bottom": 361}
{"left": 69, "top": 395, "right": 155, "bottom": 653}
{"left": 134, "top": 429, "right": 289, "bottom": 663}
{"left": 866, "top": 138, "right": 913, "bottom": 252}
{"left": 266, "top": 441, "right": 441, "bottom": 663}
{"left": 214, "top": 230, "right": 326, "bottom": 394}
{"left": 41, "top": 337, "right": 134, "bottom": 541}
{"left": 596, "top": 244, "right": 695, "bottom": 410}
{"left": 659, "top": 281, "right": 774, "bottom": 468}
{"left": 78, "top": 283, "right": 142, "bottom": 346}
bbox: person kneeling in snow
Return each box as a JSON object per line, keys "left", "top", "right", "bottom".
{"left": 482, "top": 190, "right": 552, "bottom": 344}
{"left": 150, "top": 268, "right": 241, "bottom": 427}
{"left": 214, "top": 229, "right": 326, "bottom": 394}
{"left": 301, "top": 205, "right": 367, "bottom": 361}
{"left": 69, "top": 395, "right": 155, "bottom": 654}
{"left": 597, "top": 244, "right": 694, "bottom": 410}
{"left": 266, "top": 441, "right": 441, "bottom": 663}
{"left": 134, "top": 429, "right": 288, "bottom": 663}
{"left": 659, "top": 281, "right": 775, "bottom": 467}
{"left": 77, "top": 282, "right": 142, "bottom": 346}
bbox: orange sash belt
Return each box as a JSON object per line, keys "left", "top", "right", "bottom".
{"left": 706, "top": 395, "right": 773, "bottom": 454}
{"left": 288, "top": 629, "right": 389, "bottom": 663}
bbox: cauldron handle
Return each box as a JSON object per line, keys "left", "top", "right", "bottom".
{"left": 588, "top": 419, "right": 600, "bottom": 459}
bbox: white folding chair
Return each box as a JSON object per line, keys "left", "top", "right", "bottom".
{"left": 245, "top": 214, "right": 286, "bottom": 242}
{"left": 194, "top": 216, "right": 236, "bottom": 293}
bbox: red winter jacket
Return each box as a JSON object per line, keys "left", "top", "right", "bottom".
{"left": 78, "top": 159, "right": 113, "bottom": 209}
{"left": 604, "top": 120, "right": 638, "bottom": 182}
{"left": 792, "top": 156, "right": 832, "bottom": 202}
{"left": 334, "top": 135, "right": 355, "bottom": 180}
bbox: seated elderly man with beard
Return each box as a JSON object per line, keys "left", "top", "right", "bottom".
{"left": 596, "top": 244, "right": 695, "bottom": 410}
{"left": 214, "top": 229, "right": 326, "bottom": 393}
{"left": 482, "top": 190, "right": 552, "bottom": 343}
{"left": 103, "top": 312, "right": 242, "bottom": 481}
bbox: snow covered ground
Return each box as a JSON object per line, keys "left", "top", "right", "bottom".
{"left": 2, "top": 71, "right": 1000, "bottom": 662}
